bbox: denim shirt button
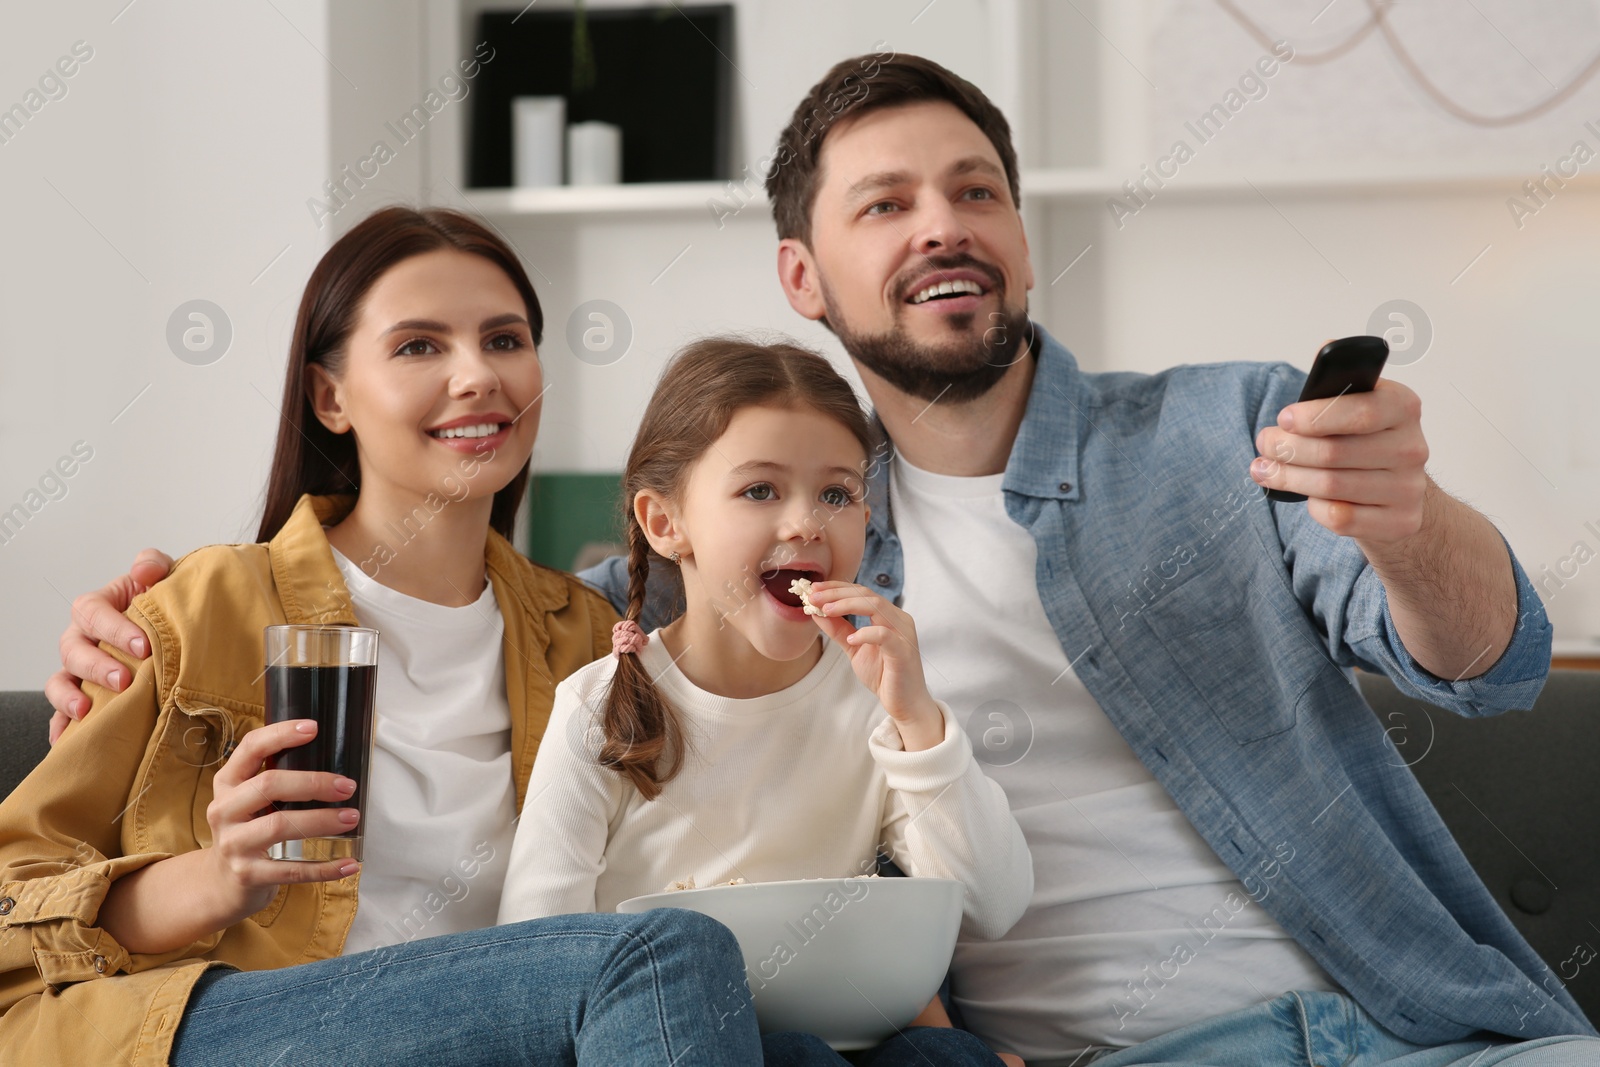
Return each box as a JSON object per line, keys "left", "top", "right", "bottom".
{"left": 874, "top": 573, "right": 891, "bottom": 587}
{"left": 1059, "top": 482, "right": 1072, "bottom": 492}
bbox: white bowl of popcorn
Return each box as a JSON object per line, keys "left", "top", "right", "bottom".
{"left": 616, "top": 876, "right": 964, "bottom": 1049}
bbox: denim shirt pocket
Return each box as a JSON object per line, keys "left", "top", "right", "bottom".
{"left": 1141, "top": 555, "right": 1336, "bottom": 744}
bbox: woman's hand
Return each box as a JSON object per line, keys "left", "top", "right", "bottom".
{"left": 205, "top": 719, "right": 363, "bottom": 915}
{"left": 99, "top": 718, "right": 362, "bottom": 955}
{"left": 803, "top": 581, "right": 944, "bottom": 752}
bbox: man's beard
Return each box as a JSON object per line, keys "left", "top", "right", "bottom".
{"left": 823, "top": 273, "right": 1032, "bottom": 405}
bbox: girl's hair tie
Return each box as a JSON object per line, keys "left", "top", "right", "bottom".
{"left": 612, "top": 619, "right": 649, "bottom": 657}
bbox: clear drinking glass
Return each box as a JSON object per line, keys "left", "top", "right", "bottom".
{"left": 263, "top": 625, "right": 379, "bottom": 862}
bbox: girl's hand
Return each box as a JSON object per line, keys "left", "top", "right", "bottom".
{"left": 202, "top": 719, "right": 363, "bottom": 921}
{"left": 804, "top": 581, "right": 944, "bottom": 752}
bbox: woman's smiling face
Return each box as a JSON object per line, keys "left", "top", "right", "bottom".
{"left": 310, "top": 248, "right": 543, "bottom": 509}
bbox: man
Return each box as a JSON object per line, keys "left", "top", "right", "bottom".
{"left": 50, "top": 54, "right": 1595, "bottom": 1065}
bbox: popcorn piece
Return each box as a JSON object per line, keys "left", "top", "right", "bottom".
{"left": 790, "top": 577, "right": 824, "bottom": 616}
{"left": 663, "top": 875, "right": 746, "bottom": 892}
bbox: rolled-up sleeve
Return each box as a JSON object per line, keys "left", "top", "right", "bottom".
{"left": 0, "top": 647, "right": 204, "bottom": 991}
{"left": 1255, "top": 362, "right": 1553, "bottom": 717}
{"left": 1, "top": 852, "right": 173, "bottom": 984}
{"left": 1351, "top": 541, "right": 1552, "bottom": 714}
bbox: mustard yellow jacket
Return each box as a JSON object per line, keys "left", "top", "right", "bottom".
{"left": 0, "top": 495, "right": 618, "bottom": 1065}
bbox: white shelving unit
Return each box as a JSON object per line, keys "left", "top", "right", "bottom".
{"left": 440, "top": 0, "right": 1599, "bottom": 227}
{"left": 462, "top": 182, "right": 743, "bottom": 218}
{"left": 458, "top": 163, "right": 1594, "bottom": 220}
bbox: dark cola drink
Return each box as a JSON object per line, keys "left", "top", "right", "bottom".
{"left": 263, "top": 626, "right": 378, "bottom": 862}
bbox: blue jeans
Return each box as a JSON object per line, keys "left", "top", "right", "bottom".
{"left": 1088, "top": 990, "right": 1600, "bottom": 1066}
{"left": 171, "top": 910, "right": 761, "bottom": 1066}
{"left": 762, "top": 1027, "right": 1001, "bottom": 1064}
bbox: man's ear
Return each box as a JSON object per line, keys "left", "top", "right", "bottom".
{"left": 306, "top": 363, "right": 351, "bottom": 434}
{"left": 776, "top": 237, "right": 827, "bottom": 321}
{"left": 633, "top": 488, "right": 686, "bottom": 560}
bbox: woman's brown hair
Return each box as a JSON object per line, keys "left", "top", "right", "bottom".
{"left": 256, "top": 206, "right": 544, "bottom": 542}
{"left": 602, "top": 337, "right": 874, "bottom": 800}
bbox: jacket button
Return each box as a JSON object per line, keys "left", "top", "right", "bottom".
{"left": 874, "top": 573, "right": 891, "bottom": 587}
{"left": 93, "top": 954, "right": 108, "bottom": 974}
{"left": 1059, "top": 482, "right": 1072, "bottom": 492}
{"left": 0, "top": 897, "right": 13, "bottom": 915}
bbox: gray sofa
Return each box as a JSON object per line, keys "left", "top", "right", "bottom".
{"left": 1, "top": 690, "right": 51, "bottom": 800}
{"left": 3, "top": 672, "right": 1597, "bottom": 1025}
{"left": 1356, "top": 669, "right": 1600, "bottom": 1025}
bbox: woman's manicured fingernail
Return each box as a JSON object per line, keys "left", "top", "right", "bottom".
{"left": 334, "top": 777, "right": 357, "bottom": 793}
{"left": 294, "top": 720, "right": 317, "bottom": 734}
{"left": 130, "top": 636, "right": 148, "bottom": 657}
{"left": 1251, "top": 458, "right": 1271, "bottom": 479}
{"left": 107, "top": 669, "right": 124, "bottom": 690}
{"left": 338, "top": 808, "right": 360, "bottom": 824}
{"left": 338, "top": 861, "right": 359, "bottom": 877}
{"left": 70, "top": 698, "right": 85, "bottom": 717}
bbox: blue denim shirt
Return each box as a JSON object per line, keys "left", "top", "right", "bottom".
{"left": 580, "top": 324, "right": 1586, "bottom": 1045}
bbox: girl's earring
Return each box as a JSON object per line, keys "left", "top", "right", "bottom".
{"left": 668, "top": 551, "right": 681, "bottom": 565}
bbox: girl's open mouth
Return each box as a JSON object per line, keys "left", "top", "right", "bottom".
{"left": 759, "top": 567, "right": 822, "bottom": 620}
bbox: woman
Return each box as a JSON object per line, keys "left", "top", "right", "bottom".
{"left": 0, "top": 207, "right": 760, "bottom": 1065}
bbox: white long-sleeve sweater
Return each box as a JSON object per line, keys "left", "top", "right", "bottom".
{"left": 497, "top": 633, "right": 1033, "bottom": 941}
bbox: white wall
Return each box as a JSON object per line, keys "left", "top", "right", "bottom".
{"left": 1035, "top": 190, "right": 1600, "bottom": 650}
{"left": 1023, "top": 0, "right": 1600, "bottom": 651}
{"left": 0, "top": 1, "right": 331, "bottom": 687}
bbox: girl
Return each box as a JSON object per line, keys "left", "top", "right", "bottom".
{"left": 497, "top": 337, "right": 1034, "bottom": 1065}
{"left": 0, "top": 208, "right": 761, "bottom": 1066}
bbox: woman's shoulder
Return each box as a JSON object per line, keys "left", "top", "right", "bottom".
{"left": 115, "top": 540, "right": 284, "bottom": 709}
{"left": 486, "top": 537, "right": 620, "bottom": 668}
{"left": 489, "top": 544, "right": 614, "bottom": 611}
{"left": 131, "top": 541, "right": 276, "bottom": 627}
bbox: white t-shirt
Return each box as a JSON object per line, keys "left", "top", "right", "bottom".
{"left": 889, "top": 455, "right": 1335, "bottom": 1064}
{"left": 497, "top": 633, "right": 1033, "bottom": 942}
{"left": 330, "top": 548, "right": 517, "bottom": 955}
